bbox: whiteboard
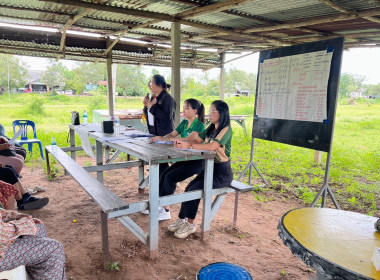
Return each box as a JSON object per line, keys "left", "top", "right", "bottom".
{"left": 257, "top": 50, "right": 333, "bottom": 122}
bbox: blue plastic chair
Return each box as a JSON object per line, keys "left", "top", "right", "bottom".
{"left": 12, "top": 120, "right": 44, "bottom": 160}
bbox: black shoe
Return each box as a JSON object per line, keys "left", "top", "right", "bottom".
{"left": 17, "top": 193, "right": 49, "bottom": 210}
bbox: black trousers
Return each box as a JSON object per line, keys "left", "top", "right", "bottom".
{"left": 0, "top": 165, "right": 19, "bottom": 185}
{"left": 159, "top": 160, "right": 205, "bottom": 197}
{"left": 178, "top": 161, "right": 233, "bottom": 220}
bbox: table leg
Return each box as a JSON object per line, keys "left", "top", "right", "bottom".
{"left": 148, "top": 161, "right": 159, "bottom": 257}
{"left": 138, "top": 163, "right": 145, "bottom": 193}
{"left": 69, "top": 128, "right": 76, "bottom": 161}
{"left": 45, "top": 149, "right": 50, "bottom": 176}
{"left": 201, "top": 159, "right": 214, "bottom": 240}
{"left": 101, "top": 211, "right": 110, "bottom": 269}
{"left": 96, "top": 140, "right": 104, "bottom": 184}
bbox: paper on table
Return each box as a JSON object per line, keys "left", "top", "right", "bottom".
{"left": 105, "top": 138, "right": 138, "bottom": 144}
{"left": 76, "top": 129, "right": 95, "bottom": 159}
{"left": 176, "top": 147, "right": 210, "bottom": 153}
{"left": 152, "top": 140, "right": 174, "bottom": 144}
{"left": 130, "top": 133, "right": 154, "bottom": 138}
{"left": 9, "top": 129, "right": 24, "bottom": 145}
{"left": 98, "top": 136, "right": 127, "bottom": 141}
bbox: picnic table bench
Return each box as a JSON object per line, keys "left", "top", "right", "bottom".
{"left": 45, "top": 123, "right": 253, "bottom": 266}
{"left": 45, "top": 145, "right": 129, "bottom": 267}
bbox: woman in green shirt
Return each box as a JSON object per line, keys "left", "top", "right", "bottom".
{"left": 168, "top": 100, "right": 233, "bottom": 238}
{"left": 150, "top": 98, "right": 205, "bottom": 142}
{"left": 147, "top": 99, "right": 205, "bottom": 220}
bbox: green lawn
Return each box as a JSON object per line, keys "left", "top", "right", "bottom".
{"left": 1, "top": 93, "right": 378, "bottom": 215}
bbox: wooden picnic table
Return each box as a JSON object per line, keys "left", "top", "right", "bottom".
{"left": 278, "top": 208, "right": 380, "bottom": 280}
{"left": 66, "top": 123, "right": 236, "bottom": 258}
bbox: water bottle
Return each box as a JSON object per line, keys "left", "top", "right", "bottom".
{"left": 83, "top": 110, "right": 88, "bottom": 124}
{"left": 51, "top": 137, "right": 57, "bottom": 154}
{"left": 114, "top": 116, "right": 120, "bottom": 135}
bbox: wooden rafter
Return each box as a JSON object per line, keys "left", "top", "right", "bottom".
{"left": 192, "top": 44, "right": 233, "bottom": 64}
{"left": 57, "top": 8, "right": 92, "bottom": 60}
{"left": 138, "top": 37, "right": 192, "bottom": 67}
{"left": 39, "top": 0, "right": 294, "bottom": 47}
{"left": 318, "top": 0, "right": 380, "bottom": 24}
{"left": 242, "top": 7, "right": 380, "bottom": 33}
{"left": 176, "top": 0, "right": 251, "bottom": 18}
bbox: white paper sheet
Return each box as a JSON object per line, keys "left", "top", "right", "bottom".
{"left": 257, "top": 50, "right": 333, "bottom": 122}
{"left": 76, "top": 130, "right": 95, "bottom": 159}
{"left": 9, "top": 129, "right": 24, "bottom": 145}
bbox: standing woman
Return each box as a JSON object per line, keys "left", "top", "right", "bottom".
{"left": 149, "top": 99, "right": 205, "bottom": 220}
{"left": 142, "top": 74, "right": 177, "bottom": 194}
{"left": 169, "top": 100, "right": 233, "bottom": 238}
{"left": 146, "top": 74, "right": 176, "bottom": 136}
{"left": 142, "top": 82, "right": 155, "bottom": 135}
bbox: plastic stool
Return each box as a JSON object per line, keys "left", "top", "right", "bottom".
{"left": 197, "top": 262, "right": 253, "bottom": 280}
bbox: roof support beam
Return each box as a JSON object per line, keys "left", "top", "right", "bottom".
{"left": 318, "top": 0, "right": 380, "bottom": 24}
{"left": 242, "top": 7, "right": 380, "bottom": 33}
{"left": 177, "top": 0, "right": 251, "bottom": 18}
{"left": 192, "top": 45, "right": 232, "bottom": 64}
{"left": 39, "top": 0, "right": 293, "bottom": 46}
{"left": 57, "top": 8, "right": 92, "bottom": 60}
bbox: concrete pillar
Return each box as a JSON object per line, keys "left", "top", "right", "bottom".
{"left": 219, "top": 52, "right": 226, "bottom": 100}
{"left": 171, "top": 22, "right": 181, "bottom": 126}
{"left": 106, "top": 37, "right": 115, "bottom": 116}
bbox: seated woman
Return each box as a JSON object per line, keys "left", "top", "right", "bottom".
{"left": 0, "top": 163, "right": 49, "bottom": 210}
{"left": 0, "top": 208, "right": 66, "bottom": 279}
{"left": 0, "top": 124, "right": 26, "bottom": 160}
{"left": 149, "top": 99, "right": 205, "bottom": 220}
{"left": 168, "top": 100, "right": 233, "bottom": 239}
{"left": 0, "top": 136, "right": 24, "bottom": 175}
{"left": 0, "top": 180, "right": 18, "bottom": 210}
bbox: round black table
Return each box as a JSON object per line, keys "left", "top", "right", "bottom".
{"left": 278, "top": 208, "right": 380, "bottom": 280}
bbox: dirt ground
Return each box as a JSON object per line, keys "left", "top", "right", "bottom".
{"left": 21, "top": 157, "right": 315, "bottom": 280}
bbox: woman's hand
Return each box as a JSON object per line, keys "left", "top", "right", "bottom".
{"left": 147, "top": 98, "right": 157, "bottom": 109}
{"left": 143, "top": 96, "right": 149, "bottom": 107}
{"left": 0, "top": 136, "right": 9, "bottom": 144}
{"left": 0, "top": 143, "right": 11, "bottom": 151}
{"left": 149, "top": 136, "right": 164, "bottom": 143}
{"left": 0, "top": 162, "right": 5, "bottom": 168}
{"left": 174, "top": 140, "right": 191, "bottom": 149}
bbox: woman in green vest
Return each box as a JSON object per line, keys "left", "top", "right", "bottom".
{"left": 146, "top": 99, "right": 205, "bottom": 219}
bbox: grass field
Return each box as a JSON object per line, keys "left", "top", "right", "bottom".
{"left": 1, "top": 93, "right": 378, "bottom": 215}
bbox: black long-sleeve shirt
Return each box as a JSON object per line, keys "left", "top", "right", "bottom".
{"left": 148, "top": 90, "right": 176, "bottom": 136}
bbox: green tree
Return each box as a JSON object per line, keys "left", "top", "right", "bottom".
{"left": 338, "top": 73, "right": 365, "bottom": 98}
{"left": 41, "top": 60, "right": 68, "bottom": 92}
{"left": 0, "top": 54, "right": 27, "bottom": 92}
{"left": 68, "top": 62, "right": 107, "bottom": 94}
{"left": 116, "top": 65, "right": 147, "bottom": 96}
{"left": 363, "top": 83, "right": 380, "bottom": 97}
{"left": 225, "top": 68, "right": 257, "bottom": 96}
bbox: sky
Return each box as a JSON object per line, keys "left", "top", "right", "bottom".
{"left": 18, "top": 47, "right": 380, "bottom": 85}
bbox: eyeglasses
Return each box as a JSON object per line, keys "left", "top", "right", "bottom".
{"left": 209, "top": 109, "right": 218, "bottom": 115}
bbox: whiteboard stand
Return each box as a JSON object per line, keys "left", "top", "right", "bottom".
{"left": 237, "top": 138, "right": 269, "bottom": 186}
{"left": 311, "top": 150, "right": 340, "bottom": 209}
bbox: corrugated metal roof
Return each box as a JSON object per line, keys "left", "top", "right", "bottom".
{"left": 0, "top": 0, "right": 379, "bottom": 69}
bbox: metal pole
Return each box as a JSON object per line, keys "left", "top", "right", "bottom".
{"left": 171, "top": 21, "right": 181, "bottom": 127}
{"left": 219, "top": 52, "right": 225, "bottom": 100}
{"left": 106, "top": 37, "right": 115, "bottom": 117}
